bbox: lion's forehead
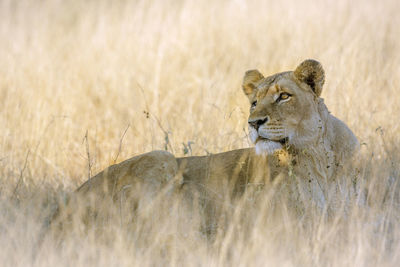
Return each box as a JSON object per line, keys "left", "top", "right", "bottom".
{"left": 256, "top": 74, "right": 300, "bottom": 99}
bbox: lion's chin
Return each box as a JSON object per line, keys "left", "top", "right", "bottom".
{"left": 255, "top": 139, "right": 283, "bottom": 155}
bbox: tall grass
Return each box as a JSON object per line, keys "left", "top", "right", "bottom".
{"left": 0, "top": 0, "right": 399, "bottom": 266}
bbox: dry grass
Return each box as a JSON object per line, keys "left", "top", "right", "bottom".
{"left": 0, "top": 0, "right": 399, "bottom": 266}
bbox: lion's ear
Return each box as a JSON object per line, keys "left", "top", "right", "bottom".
{"left": 294, "top": 59, "right": 325, "bottom": 96}
{"left": 242, "top": 69, "right": 264, "bottom": 97}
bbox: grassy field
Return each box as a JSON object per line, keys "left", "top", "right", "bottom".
{"left": 0, "top": 0, "right": 399, "bottom": 266}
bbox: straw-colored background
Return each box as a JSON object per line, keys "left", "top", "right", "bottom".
{"left": 0, "top": 0, "right": 399, "bottom": 266}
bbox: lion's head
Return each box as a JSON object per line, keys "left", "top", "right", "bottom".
{"left": 243, "top": 59, "right": 327, "bottom": 155}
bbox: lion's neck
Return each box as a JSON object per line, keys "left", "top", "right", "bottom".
{"left": 285, "top": 99, "right": 337, "bottom": 180}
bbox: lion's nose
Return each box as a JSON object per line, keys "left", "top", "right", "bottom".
{"left": 248, "top": 117, "right": 268, "bottom": 131}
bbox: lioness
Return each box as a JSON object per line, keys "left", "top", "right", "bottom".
{"left": 50, "top": 59, "right": 358, "bottom": 235}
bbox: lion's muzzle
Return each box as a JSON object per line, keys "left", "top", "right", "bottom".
{"left": 248, "top": 116, "right": 269, "bottom": 131}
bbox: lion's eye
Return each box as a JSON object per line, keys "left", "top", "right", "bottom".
{"left": 277, "top": 93, "right": 291, "bottom": 103}
{"left": 251, "top": 101, "right": 257, "bottom": 108}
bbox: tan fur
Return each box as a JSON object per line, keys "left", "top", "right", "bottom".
{"left": 50, "top": 60, "right": 359, "bottom": 235}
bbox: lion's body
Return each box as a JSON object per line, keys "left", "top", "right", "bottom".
{"left": 49, "top": 60, "right": 359, "bottom": 237}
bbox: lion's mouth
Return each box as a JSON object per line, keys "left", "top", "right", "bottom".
{"left": 256, "top": 136, "right": 288, "bottom": 145}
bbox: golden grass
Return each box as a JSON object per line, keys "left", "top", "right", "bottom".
{"left": 0, "top": 0, "right": 399, "bottom": 266}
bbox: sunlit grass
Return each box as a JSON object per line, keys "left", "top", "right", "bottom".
{"left": 0, "top": 0, "right": 399, "bottom": 266}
